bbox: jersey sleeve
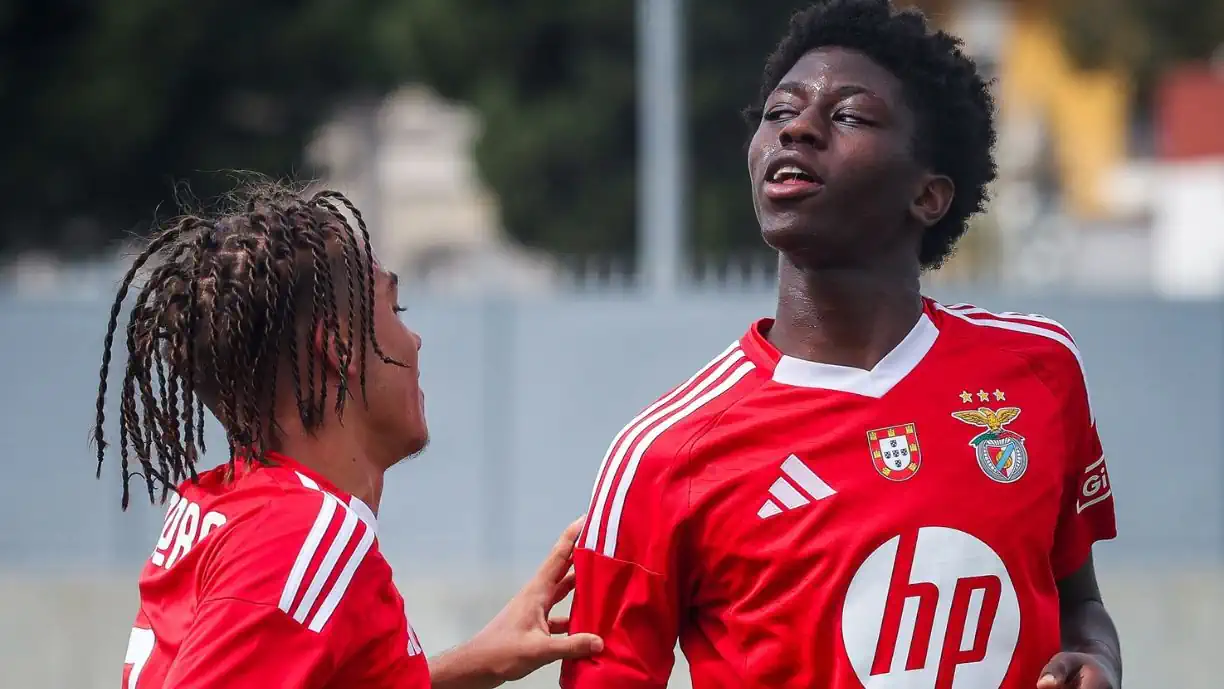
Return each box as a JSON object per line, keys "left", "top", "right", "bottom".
{"left": 162, "top": 597, "right": 340, "bottom": 687}
{"left": 560, "top": 433, "right": 693, "bottom": 689}
{"left": 1047, "top": 336, "right": 1118, "bottom": 580}
{"left": 164, "top": 488, "right": 405, "bottom": 688}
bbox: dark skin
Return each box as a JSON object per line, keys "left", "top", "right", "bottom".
{"left": 748, "top": 47, "right": 950, "bottom": 373}
{"left": 747, "top": 46, "right": 1121, "bottom": 688}
{"left": 1040, "top": 555, "right": 1123, "bottom": 689}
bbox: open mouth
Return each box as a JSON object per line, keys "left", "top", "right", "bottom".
{"left": 763, "top": 160, "right": 823, "bottom": 200}
{"left": 769, "top": 165, "right": 818, "bottom": 185}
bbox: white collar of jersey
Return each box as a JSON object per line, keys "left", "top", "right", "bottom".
{"left": 770, "top": 312, "right": 939, "bottom": 397}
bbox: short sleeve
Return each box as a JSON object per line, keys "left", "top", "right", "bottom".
{"left": 1048, "top": 342, "right": 1118, "bottom": 580}
{"left": 167, "top": 489, "right": 408, "bottom": 688}
{"left": 561, "top": 437, "right": 692, "bottom": 689}
{"left": 162, "top": 598, "right": 338, "bottom": 688}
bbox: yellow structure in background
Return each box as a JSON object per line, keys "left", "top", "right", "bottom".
{"left": 909, "top": 0, "right": 1131, "bottom": 219}
{"left": 999, "top": 0, "right": 1130, "bottom": 218}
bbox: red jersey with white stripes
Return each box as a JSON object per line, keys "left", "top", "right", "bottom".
{"left": 562, "top": 298, "right": 1117, "bottom": 689}
{"left": 121, "top": 452, "right": 429, "bottom": 689}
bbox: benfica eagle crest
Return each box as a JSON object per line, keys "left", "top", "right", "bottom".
{"left": 951, "top": 407, "right": 1028, "bottom": 483}
{"left": 866, "top": 424, "right": 921, "bottom": 481}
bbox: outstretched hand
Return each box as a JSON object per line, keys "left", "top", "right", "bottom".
{"left": 463, "top": 516, "right": 604, "bottom": 684}
{"left": 1037, "top": 652, "right": 1118, "bottom": 689}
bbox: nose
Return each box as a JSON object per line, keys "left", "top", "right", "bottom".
{"left": 778, "top": 108, "right": 827, "bottom": 149}
{"left": 410, "top": 330, "right": 422, "bottom": 351}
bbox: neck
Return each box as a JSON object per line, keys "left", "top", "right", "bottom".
{"left": 270, "top": 415, "right": 386, "bottom": 512}
{"left": 769, "top": 252, "right": 924, "bottom": 370}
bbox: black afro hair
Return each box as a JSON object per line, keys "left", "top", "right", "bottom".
{"left": 745, "top": 0, "right": 998, "bottom": 269}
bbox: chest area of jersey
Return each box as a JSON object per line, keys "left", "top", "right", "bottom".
{"left": 689, "top": 368, "right": 1072, "bottom": 602}
{"left": 687, "top": 375, "right": 1068, "bottom": 687}
{"left": 700, "top": 369, "right": 1065, "bottom": 525}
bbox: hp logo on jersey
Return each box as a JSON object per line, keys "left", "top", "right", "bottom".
{"left": 841, "top": 527, "right": 1020, "bottom": 689}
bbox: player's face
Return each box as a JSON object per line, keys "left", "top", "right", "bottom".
{"left": 747, "top": 47, "right": 929, "bottom": 267}
{"left": 363, "top": 266, "right": 429, "bottom": 464}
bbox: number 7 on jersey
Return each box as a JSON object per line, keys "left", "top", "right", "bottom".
{"left": 124, "top": 627, "right": 155, "bottom": 689}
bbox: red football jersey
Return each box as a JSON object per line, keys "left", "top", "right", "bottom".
{"left": 562, "top": 299, "right": 1117, "bottom": 689}
{"left": 121, "top": 452, "right": 430, "bottom": 689}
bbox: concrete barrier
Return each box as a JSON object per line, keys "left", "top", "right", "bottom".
{"left": 0, "top": 564, "right": 1219, "bottom": 688}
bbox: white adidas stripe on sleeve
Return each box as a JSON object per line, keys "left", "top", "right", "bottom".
{"left": 277, "top": 493, "right": 339, "bottom": 616}
{"left": 274, "top": 473, "right": 377, "bottom": 632}
{"left": 292, "top": 498, "right": 360, "bottom": 624}
{"left": 583, "top": 343, "right": 742, "bottom": 552}
{"left": 586, "top": 342, "right": 739, "bottom": 505}
{"left": 307, "top": 520, "right": 376, "bottom": 632}
{"left": 600, "top": 360, "right": 756, "bottom": 558}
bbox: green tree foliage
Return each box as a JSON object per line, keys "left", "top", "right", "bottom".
{"left": 1056, "top": 0, "right": 1224, "bottom": 93}
{"left": 399, "top": 1, "right": 639, "bottom": 257}
{"left": 402, "top": 0, "right": 814, "bottom": 260}
{"left": 0, "top": 0, "right": 815, "bottom": 260}
{"left": 0, "top": 0, "right": 416, "bottom": 254}
{"left": 11, "top": 0, "right": 1218, "bottom": 261}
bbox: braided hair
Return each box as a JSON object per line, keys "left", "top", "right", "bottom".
{"left": 93, "top": 184, "right": 405, "bottom": 509}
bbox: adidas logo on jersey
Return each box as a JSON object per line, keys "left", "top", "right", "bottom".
{"left": 757, "top": 455, "right": 836, "bottom": 519}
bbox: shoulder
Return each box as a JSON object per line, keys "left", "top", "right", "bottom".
{"left": 596, "top": 339, "right": 762, "bottom": 493}
{"left": 931, "top": 301, "right": 1086, "bottom": 374}
{"left": 582, "top": 341, "right": 761, "bottom": 560}
{"left": 199, "top": 469, "right": 384, "bottom": 632}
{"left": 930, "top": 300, "right": 1093, "bottom": 414}
{"left": 618, "top": 340, "right": 763, "bottom": 463}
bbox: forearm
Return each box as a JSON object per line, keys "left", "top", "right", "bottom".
{"left": 428, "top": 645, "right": 501, "bottom": 689}
{"left": 1060, "top": 598, "right": 1122, "bottom": 683}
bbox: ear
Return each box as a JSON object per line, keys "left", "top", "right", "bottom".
{"left": 310, "top": 322, "right": 358, "bottom": 380}
{"left": 910, "top": 173, "right": 955, "bottom": 229}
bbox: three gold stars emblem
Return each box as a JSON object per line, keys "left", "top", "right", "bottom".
{"left": 960, "top": 389, "right": 1005, "bottom": 404}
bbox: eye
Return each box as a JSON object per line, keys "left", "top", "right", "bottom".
{"left": 393, "top": 306, "right": 407, "bottom": 314}
{"left": 833, "top": 111, "right": 873, "bottom": 126}
{"left": 763, "top": 106, "right": 797, "bottom": 122}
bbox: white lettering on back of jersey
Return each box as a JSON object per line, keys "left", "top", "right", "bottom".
{"left": 150, "top": 495, "right": 227, "bottom": 569}
{"left": 124, "top": 626, "right": 155, "bottom": 689}
{"left": 841, "top": 527, "right": 1020, "bottom": 689}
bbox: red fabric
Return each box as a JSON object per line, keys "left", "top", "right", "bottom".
{"left": 563, "top": 299, "right": 1116, "bottom": 688}
{"left": 121, "top": 454, "right": 429, "bottom": 689}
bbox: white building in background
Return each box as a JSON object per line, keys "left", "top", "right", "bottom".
{"left": 1136, "top": 160, "right": 1224, "bottom": 299}
{"left": 307, "top": 86, "right": 560, "bottom": 294}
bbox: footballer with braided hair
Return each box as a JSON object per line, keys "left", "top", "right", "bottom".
{"left": 564, "top": 2, "right": 1121, "bottom": 688}
{"left": 96, "top": 183, "right": 602, "bottom": 689}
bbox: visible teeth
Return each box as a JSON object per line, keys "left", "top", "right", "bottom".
{"left": 771, "top": 165, "right": 810, "bottom": 182}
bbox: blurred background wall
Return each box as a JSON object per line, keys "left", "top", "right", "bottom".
{"left": 1, "top": 0, "right": 1222, "bottom": 687}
